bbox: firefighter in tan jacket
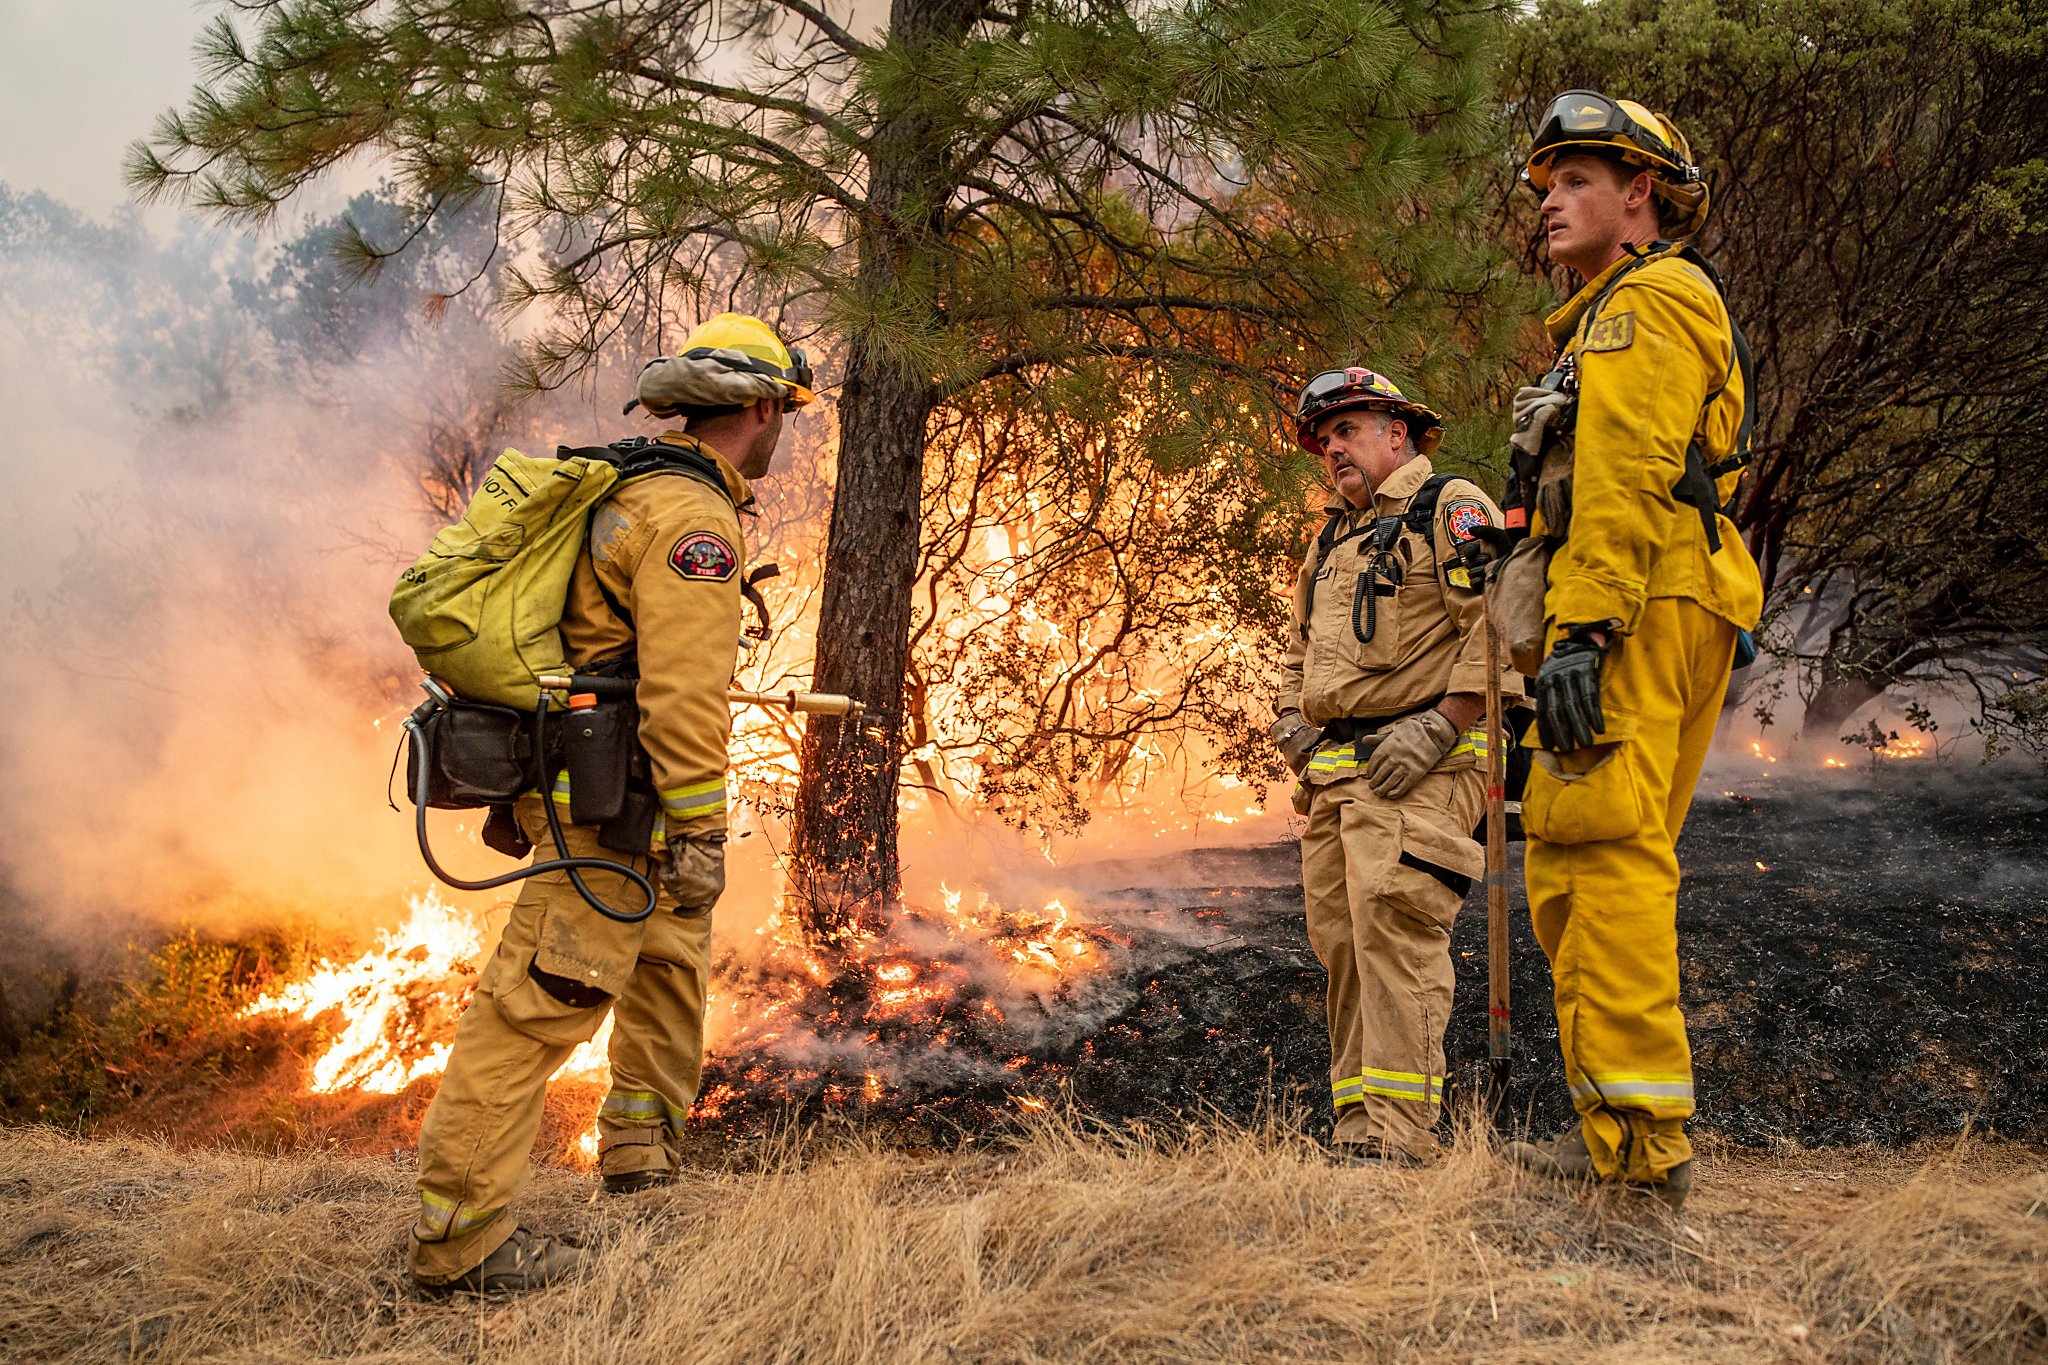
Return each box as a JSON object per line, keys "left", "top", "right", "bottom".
{"left": 409, "top": 314, "right": 814, "bottom": 1295}
{"left": 1272, "top": 369, "right": 1524, "bottom": 1164}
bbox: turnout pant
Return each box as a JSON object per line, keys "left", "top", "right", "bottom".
{"left": 1523, "top": 597, "right": 1736, "bottom": 1183}
{"left": 1302, "top": 765, "right": 1486, "bottom": 1159}
{"left": 409, "top": 797, "right": 712, "bottom": 1284}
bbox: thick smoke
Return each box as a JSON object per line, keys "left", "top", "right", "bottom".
{"left": 0, "top": 195, "right": 446, "bottom": 941}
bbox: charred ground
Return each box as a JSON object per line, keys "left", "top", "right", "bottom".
{"left": 692, "top": 762, "right": 2048, "bottom": 1150}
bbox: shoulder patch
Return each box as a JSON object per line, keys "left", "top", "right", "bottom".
{"left": 1443, "top": 498, "right": 1492, "bottom": 543}
{"left": 1582, "top": 311, "right": 1636, "bottom": 353}
{"left": 669, "top": 531, "right": 738, "bottom": 582}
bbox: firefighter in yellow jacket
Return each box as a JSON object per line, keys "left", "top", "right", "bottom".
{"left": 408, "top": 314, "right": 814, "bottom": 1294}
{"left": 1272, "top": 371, "right": 1525, "bottom": 1164}
{"left": 1506, "top": 94, "right": 1765, "bottom": 1211}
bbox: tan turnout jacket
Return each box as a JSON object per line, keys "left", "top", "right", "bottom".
{"left": 1277, "top": 456, "right": 1524, "bottom": 735}
{"left": 560, "top": 431, "right": 749, "bottom": 843}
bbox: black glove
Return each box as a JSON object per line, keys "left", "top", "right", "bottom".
{"left": 1535, "top": 628, "right": 1610, "bottom": 752}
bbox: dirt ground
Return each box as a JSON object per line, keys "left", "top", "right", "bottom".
{"left": 3, "top": 1119, "right": 2043, "bottom": 1364}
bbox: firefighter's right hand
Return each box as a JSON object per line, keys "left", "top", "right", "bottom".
{"left": 1535, "top": 633, "right": 1608, "bottom": 752}
{"left": 1267, "top": 711, "right": 1324, "bottom": 777}
{"left": 659, "top": 834, "right": 726, "bottom": 916}
{"left": 1510, "top": 385, "right": 1570, "bottom": 461}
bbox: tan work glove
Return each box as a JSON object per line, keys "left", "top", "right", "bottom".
{"left": 1363, "top": 709, "right": 1461, "bottom": 801}
{"left": 659, "top": 834, "right": 726, "bottom": 916}
{"left": 1510, "top": 384, "right": 1570, "bottom": 462}
{"left": 1267, "top": 711, "right": 1324, "bottom": 777}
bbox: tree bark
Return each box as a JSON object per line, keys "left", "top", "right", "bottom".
{"left": 1801, "top": 676, "right": 1885, "bottom": 743}
{"left": 789, "top": 0, "right": 967, "bottom": 934}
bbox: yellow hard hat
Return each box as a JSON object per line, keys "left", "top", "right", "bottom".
{"left": 631, "top": 312, "right": 816, "bottom": 417}
{"left": 676, "top": 312, "right": 815, "bottom": 407}
{"left": 1522, "top": 90, "right": 1710, "bottom": 236}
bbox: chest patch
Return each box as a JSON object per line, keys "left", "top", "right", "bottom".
{"left": 1582, "top": 311, "right": 1636, "bottom": 353}
{"left": 1443, "top": 498, "right": 1491, "bottom": 542}
{"left": 669, "top": 531, "right": 738, "bottom": 581}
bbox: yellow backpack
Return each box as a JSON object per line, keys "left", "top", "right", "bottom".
{"left": 390, "top": 437, "right": 735, "bottom": 709}
{"left": 390, "top": 449, "right": 623, "bottom": 710}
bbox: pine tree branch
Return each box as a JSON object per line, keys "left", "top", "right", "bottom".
{"left": 757, "top": 0, "right": 871, "bottom": 56}
{"left": 626, "top": 62, "right": 867, "bottom": 145}
{"left": 934, "top": 342, "right": 1277, "bottom": 404}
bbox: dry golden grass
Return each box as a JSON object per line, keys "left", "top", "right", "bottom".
{"left": 1, "top": 1115, "right": 2042, "bottom": 1363}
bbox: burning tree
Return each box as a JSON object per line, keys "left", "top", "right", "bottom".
{"left": 1501, "top": 0, "right": 2048, "bottom": 748}
{"left": 130, "top": 0, "right": 1526, "bottom": 919}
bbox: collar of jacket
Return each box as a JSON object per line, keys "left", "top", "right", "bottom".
{"left": 655, "top": 430, "right": 755, "bottom": 510}
{"left": 1321, "top": 453, "right": 1437, "bottom": 520}
{"left": 1544, "top": 240, "right": 1684, "bottom": 346}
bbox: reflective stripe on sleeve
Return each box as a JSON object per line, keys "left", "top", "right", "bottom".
{"left": 1306, "top": 743, "right": 1362, "bottom": 775}
{"left": 660, "top": 778, "right": 726, "bottom": 819}
{"left": 548, "top": 772, "right": 573, "bottom": 807}
{"left": 1447, "top": 729, "right": 1490, "bottom": 760}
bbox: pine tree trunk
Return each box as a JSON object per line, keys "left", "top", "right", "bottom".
{"left": 789, "top": 0, "right": 967, "bottom": 934}
{"left": 791, "top": 351, "right": 932, "bottom": 928}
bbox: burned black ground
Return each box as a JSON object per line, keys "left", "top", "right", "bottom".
{"left": 698, "top": 763, "right": 2048, "bottom": 1149}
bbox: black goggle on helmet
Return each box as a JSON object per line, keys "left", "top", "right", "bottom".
{"left": 1521, "top": 89, "right": 1701, "bottom": 193}
{"left": 1293, "top": 367, "right": 1444, "bottom": 457}
{"left": 682, "top": 345, "right": 815, "bottom": 402}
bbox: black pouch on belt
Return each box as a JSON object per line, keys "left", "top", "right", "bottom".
{"left": 597, "top": 747, "right": 660, "bottom": 858}
{"left": 563, "top": 697, "right": 637, "bottom": 825}
{"left": 406, "top": 697, "right": 538, "bottom": 809}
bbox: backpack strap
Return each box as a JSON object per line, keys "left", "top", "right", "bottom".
{"left": 1402, "top": 472, "right": 1458, "bottom": 536}
{"left": 558, "top": 436, "right": 740, "bottom": 506}
{"left": 1299, "top": 508, "right": 1355, "bottom": 640}
{"left": 560, "top": 436, "right": 746, "bottom": 631}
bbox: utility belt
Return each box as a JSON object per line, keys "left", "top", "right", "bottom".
{"left": 1319, "top": 696, "right": 1448, "bottom": 742}
{"left": 404, "top": 654, "right": 660, "bottom": 862}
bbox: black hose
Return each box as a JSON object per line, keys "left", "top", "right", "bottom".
{"left": 401, "top": 699, "right": 656, "bottom": 924}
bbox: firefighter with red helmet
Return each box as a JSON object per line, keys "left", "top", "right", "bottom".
{"left": 1272, "top": 369, "right": 1524, "bottom": 1164}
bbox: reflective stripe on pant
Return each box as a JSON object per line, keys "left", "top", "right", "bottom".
{"left": 1301, "top": 765, "right": 1484, "bottom": 1159}
{"left": 409, "top": 797, "right": 711, "bottom": 1283}
{"left": 1523, "top": 597, "right": 1735, "bottom": 1183}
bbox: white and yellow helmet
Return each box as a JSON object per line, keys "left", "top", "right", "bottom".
{"left": 631, "top": 312, "right": 815, "bottom": 417}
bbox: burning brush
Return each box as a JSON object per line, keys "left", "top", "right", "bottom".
{"left": 240, "top": 878, "right": 1121, "bottom": 1147}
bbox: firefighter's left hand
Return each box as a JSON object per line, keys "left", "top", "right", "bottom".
{"left": 1535, "top": 629, "right": 1611, "bottom": 751}
{"left": 1364, "top": 709, "right": 1461, "bottom": 800}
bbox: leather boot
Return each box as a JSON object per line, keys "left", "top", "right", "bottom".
{"left": 1509, "top": 1128, "right": 1691, "bottom": 1213}
{"left": 414, "top": 1228, "right": 589, "bottom": 1297}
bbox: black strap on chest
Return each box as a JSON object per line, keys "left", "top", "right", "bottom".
{"left": 560, "top": 436, "right": 749, "bottom": 632}
{"left": 1300, "top": 472, "right": 1458, "bottom": 639}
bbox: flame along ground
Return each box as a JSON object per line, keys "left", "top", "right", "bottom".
{"left": 241, "top": 879, "right": 1109, "bottom": 1163}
